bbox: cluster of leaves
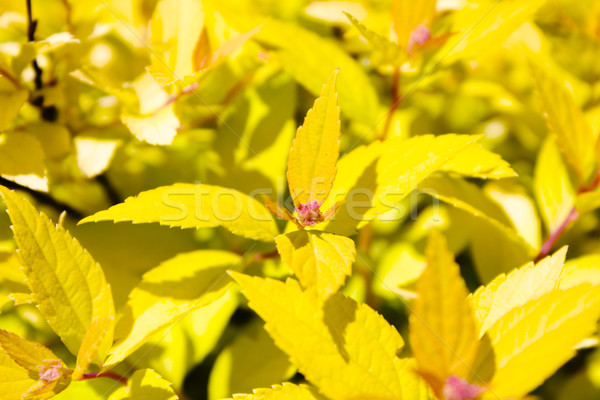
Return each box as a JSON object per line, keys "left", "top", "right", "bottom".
{"left": 1, "top": 0, "right": 600, "bottom": 399}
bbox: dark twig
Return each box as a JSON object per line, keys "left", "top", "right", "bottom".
{"left": 26, "top": 0, "right": 43, "bottom": 91}
{"left": 379, "top": 67, "right": 401, "bottom": 141}
{"left": 0, "top": 177, "right": 84, "bottom": 220}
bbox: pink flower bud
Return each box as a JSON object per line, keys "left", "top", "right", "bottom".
{"left": 443, "top": 375, "right": 485, "bottom": 400}
{"left": 295, "top": 200, "right": 323, "bottom": 227}
{"left": 38, "top": 359, "right": 63, "bottom": 382}
{"left": 407, "top": 24, "right": 431, "bottom": 54}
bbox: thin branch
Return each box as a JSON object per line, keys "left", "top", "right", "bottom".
{"left": 0, "top": 177, "right": 84, "bottom": 220}
{"left": 535, "top": 169, "right": 600, "bottom": 261}
{"left": 26, "top": 0, "right": 43, "bottom": 91}
{"left": 379, "top": 67, "right": 402, "bottom": 141}
{"left": 80, "top": 370, "right": 128, "bottom": 385}
{"left": 0, "top": 67, "right": 21, "bottom": 89}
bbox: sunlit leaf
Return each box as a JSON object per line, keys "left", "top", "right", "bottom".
{"left": 487, "top": 285, "right": 600, "bottom": 399}
{"left": 75, "top": 137, "right": 121, "bottom": 178}
{"left": 231, "top": 383, "right": 319, "bottom": 400}
{"left": 530, "top": 58, "right": 597, "bottom": 184}
{"left": 409, "top": 231, "right": 480, "bottom": 396}
{"left": 104, "top": 250, "right": 241, "bottom": 368}
{"left": 209, "top": 322, "right": 293, "bottom": 400}
{"left": 534, "top": 137, "right": 576, "bottom": 233}
{"left": 0, "top": 187, "right": 115, "bottom": 362}
{"left": 73, "top": 315, "right": 116, "bottom": 380}
{"left": 231, "top": 273, "right": 407, "bottom": 400}
{"left": 0, "top": 329, "right": 71, "bottom": 399}
{"left": 440, "top": 143, "right": 517, "bottom": 179}
{"left": 108, "top": 368, "right": 177, "bottom": 400}
{"left": 287, "top": 69, "right": 340, "bottom": 206}
{"left": 257, "top": 20, "right": 379, "bottom": 125}
{"left": 122, "top": 104, "right": 180, "bottom": 146}
{"left": 470, "top": 247, "right": 567, "bottom": 337}
{"left": 79, "top": 183, "right": 279, "bottom": 242}
{"left": 0, "top": 132, "right": 47, "bottom": 192}
{"left": 0, "top": 90, "right": 27, "bottom": 131}
{"left": 275, "top": 230, "right": 355, "bottom": 301}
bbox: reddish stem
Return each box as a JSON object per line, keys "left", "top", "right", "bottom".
{"left": 379, "top": 68, "right": 401, "bottom": 141}
{"left": 80, "top": 370, "right": 128, "bottom": 385}
{"left": 535, "top": 169, "right": 600, "bottom": 261}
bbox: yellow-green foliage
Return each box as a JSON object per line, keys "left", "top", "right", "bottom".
{"left": 1, "top": 1, "right": 600, "bottom": 399}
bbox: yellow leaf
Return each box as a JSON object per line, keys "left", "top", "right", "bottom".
{"left": 287, "top": 69, "right": 340, "bottom": 207}
{"left": 122, "top": 104, "right": 180, "bottom": 145}
{"left": 73, "top": 315, "right": 115, "bottom": 380}
{"left": 440, "top": 142, "right": 517, "bottom": 179}
{"left": 369, "top": 134, "right": 480, "bottom": 221}
{"left": 75, "top": 137, "right": 121, "bottom": 178}
{"left": 231, "top": 274, "right": 406, "bottom": 400}
{"left": 0, "top": 187, "right": 115, "bottom": 362}
{"left": 531, "top": 59, "right": 597, "bottom": 184}
{"left": 344, "top": 12, "right": 405, "bottom": 66}
{"left": 0, "top": 329, "right": 71, "bottom": 399}
{"left": 109, "top": 368, "right": 177, "bottom": 400}
{"left": 0, "top": 90, "right": 27, "bottom": 131}
{"left": 391, "top": 0, "right": 436, "bottom": 50}
{"left": 0, "top": 350, "right": 38, "bottom": 400}
{"left": 559, "top": 254, "right": 600, "bottom": 289}
{"left": 104, "top": 250, "right": 241, "bottom": 369}
{"left": 209, "top": 322, "right": 293, "bottom": 400}
{"left": 534, "top": 137, "right": 576, "bottom": 232}
{"left": 320, "top": 141, "right": 383, "bottom": 236}
{"left": 443, "top": 0, "right": 545, "bottom": 62}
{"left": 149, "top": 0, "right": 205, "bottom": 79}
{"left": 487, "top": 285, "right": 600, "bottom": 399}
{"left": 275, "top": 230, "right": 355, "bottom": 301}
{"left": 78, "top": 183, "right": 279, "bottom": 242}
{"left": 470, "top": 247, "right": 567, "bottom": 337}
{"left": 192, "top": 26, "right": 212, "bottom": 71}
{"left": 256, "top": 20, "right": 379, "bottom": 125}
{"left": 0, "top": 329, "right": 60, "bottom": 372}
{"left": 409, "top": 231, "right": 479, "bottom": 396}
{"left": 232, "top": 383, "right": 319, "bottom": 400}
{"left": 0, "top": 132, "right": 47, "bottom": 192}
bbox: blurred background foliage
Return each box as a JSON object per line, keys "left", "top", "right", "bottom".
{"left": 0, "top": 0, "right": 599, "bottom": 399}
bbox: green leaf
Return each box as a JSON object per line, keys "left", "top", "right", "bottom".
{"left": 409, "top": 231, "right": 480, "bottom": 397}
{"left": 256, "top": 20, "right": 379, "bottom": 125}
{"left": 209, "top": 322, "right": 293, "bottom": 400}
{"left": 231, "top": 273, "right": 409, "bottom": 400}
{"left": 0, "top": 132, "right": 48, "bottom": 192}
{"left": 0, "top": 187, "right": 115, "bottom": 363}
{"left": 287, "top": 70, "right": 340, "bottom": 206}
{"left": 275, "top": 230, "right": 355, "bottom": 301}
{"left": 231, "top": 383, "right": 320, "bottom": 400}
{"left": 470, "top": 247, "right": 567, "bottom": 337}
{"left": 78, "top": 184, "right": 279, "bottom": 242}
{"left": 0, "top": 329, "right": 71, "bottom": 399}
{"left": 108, "top": 368, "right": 177, "bottom": 400}
{"left": 530, "top": 58, "right": 598, "bottom": 184}
{"left": 439, "top": 142, "right": 517, "bottom": 179}
{"left": 104, "top": 250, "right": 241, "bottom": 368}
{"left": 534, "top": 137, "right": 576, "bottom": 232}
{"left": 487, "top": 285, "right": 600, "bottom": 399}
